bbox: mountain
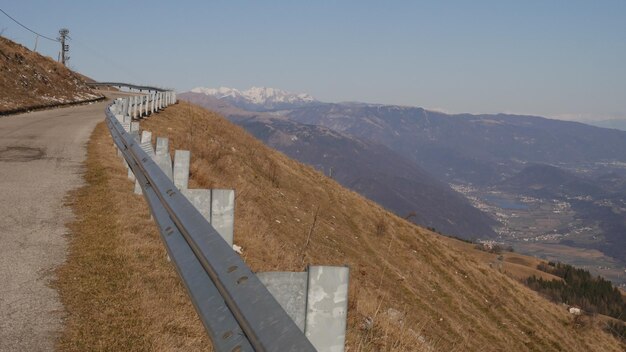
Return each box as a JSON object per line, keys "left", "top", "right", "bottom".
{"left": 238, "top": 118, "right": 497, "bottom": 238}
{"left": 138, "top": 101, "right": 624, "bottom": 351}
{"left": 180, "top": 91, "right": 497, "bottom": 239}
{"left": 189, "top": 86, "right": 318, "bottom": 111}
{"left": 284, "top": 103, "right": 626, "bottom": 185}
{"left": 587, "top": 118, "right": 626, "bottom": 131}
{"left": 0, "top": 36, "right": 102, "bottom": 114}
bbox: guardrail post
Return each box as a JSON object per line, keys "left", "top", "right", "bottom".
{"left": 126, "top": 97, "right": 131, "bottom": 117}
{"left": 127, "top": 122, "right": 141, "bottom": 180}
{"left": 135, "top": 131, "right": 155, "bottom": 194}
{"left": 257, "top": 266, "right": 350, "bottom": 352}
{"left": 154, "top": 137, "right": 173, "bottom": 180}
{"left": 130, "top": 122, "right": 140, "bottom": 140}
{"left": 181, "top": 189, "right": 235, "bottom": 245}
{"left": 173, "top": 150, "right": 190, "bottom": 190}
{"left": 305, "top": 266, "right": 349, "bottom": 351}
{"left": 211, "top": 189, "right": 235, "bottom": 246}
{"left": 121, "top": 98, "right": 128, "bottom": 117}
{"left": 173, "top": 149, "right": 234, "bottom": 243}
{"left": 140, "top": 130, "right": 154, "bottom": 157}
{"left": 141, "top": 95, "right": 147, "bottom": 117}
{"left": 257, "top": 272, "right": 308, "bottom": 331}
{"left": 181, "top": 189, "right": 212, "bottom": 225}
{"left": 130, "top": 96, "right": 134, "bottom": 119}
{"left": 115, "top": 98, "right": 123, "bottom": 114}
{"left": 121, "top": 115, "right": 131, "bottom": 132}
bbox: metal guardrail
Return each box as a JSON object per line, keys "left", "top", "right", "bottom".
{"left": 89, "top": 81, "right": 170, "bottom": 92}
{"left": 105, "top": 91, "right": 317, "bottom": 351}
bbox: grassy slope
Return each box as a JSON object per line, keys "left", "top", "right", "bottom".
{"left": 0, "top": 36, "right": 101, "bottom": 113}
{"left": 135, "top": 102, "right": 623, "bottom": 351}
{"left": 56, "top": 123, "right": 210, "bottom": 351}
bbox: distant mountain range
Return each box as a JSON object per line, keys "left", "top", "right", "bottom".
{"left": 284, "top": 104, "right": 626, "bottom": 185}
{"left": 180, "top": 90, "right": 497, "bottom": 239}
{"left": 190, "top": 86, "right": 318, "bottom": 111}
{"left": 180, "top": 87, "right": 626, "bottom": 265}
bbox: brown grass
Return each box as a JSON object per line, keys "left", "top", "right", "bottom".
{"left": 56, "top": 122, "right": 210, "bottom": 351}
{"left": 56, "top": 102, "right": 624, "bottom": 351}
{"left": 0, "top": 36, "right": 101, "bottom": 113}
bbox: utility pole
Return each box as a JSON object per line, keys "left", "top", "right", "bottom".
{"left": 58, "top": 28, "right": 70, "bottom": 66}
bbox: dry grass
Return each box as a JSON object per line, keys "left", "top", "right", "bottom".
{"left": 56, "top": 122, "right": 210, "bottom": 351}
{"left": 134, "top": 102, "right": 624, "bottom": 351}
{"left": 0, "top": 36, "right": 101, "bottom": 114}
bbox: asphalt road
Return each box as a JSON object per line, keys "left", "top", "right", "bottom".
{"left": 0, "top": 100, "right": 109, "bottom": 351}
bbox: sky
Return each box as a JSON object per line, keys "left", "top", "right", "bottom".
{"left": 1, "top": 1, "right": 625, "bottom": 121}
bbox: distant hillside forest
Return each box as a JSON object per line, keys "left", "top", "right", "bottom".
{"left": 525, "top": 262, "right": 626, "bottom": 321}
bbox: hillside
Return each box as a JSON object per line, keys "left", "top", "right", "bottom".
{"left": 180, "top": 91, "right": 497, "bottom": 240}
{"left": 239, "top": 118, "right": 497, "bottom": 239}
{"left": 0, "top": 36, "right": 102, "bottom": 114}
{"left": 137, "top": 102, "right": 623, "bottom": 351}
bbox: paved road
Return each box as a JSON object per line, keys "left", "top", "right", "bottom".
{"left": 0, "top": 100, "right": 109, "bottom": 351}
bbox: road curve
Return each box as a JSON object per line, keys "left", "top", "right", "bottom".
{"left": 0, "top": 100, "right": 109, "bottom": 351}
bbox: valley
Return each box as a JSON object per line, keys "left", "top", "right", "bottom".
{"left": 452, "top": 184, "right": 626, "bottom": 288}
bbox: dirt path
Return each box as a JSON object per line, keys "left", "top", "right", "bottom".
{"left": 0, "top": 100, "right": 108, "bottom": 351}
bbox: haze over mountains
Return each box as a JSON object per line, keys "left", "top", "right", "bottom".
{"left": 182, "top": 86, "right": 626, "bottom": 285}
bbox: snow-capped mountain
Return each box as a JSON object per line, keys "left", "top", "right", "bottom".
{"left": 189, "top": 86, "right": 318, "bottom": 111}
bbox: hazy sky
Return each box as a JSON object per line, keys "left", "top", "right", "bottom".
{"left": 2, "top": 1, "right": 625, "bottom": 121}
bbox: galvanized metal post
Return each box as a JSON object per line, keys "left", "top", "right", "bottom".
{"left": 154, "top": 137, "right": 173, "bottom": 180}
{"left": 211, "top": 189, "right": 235, "bottom": 246}
{"left": 135, "top": 131, "right": 154, "bottom": 195}
{"left": 173, "top": 150, "right": 190, "bottom": 190}
{"left": 305, "top": 266, "right": 349, "bottom": 352}
{"left": 258, "top": 266, "right": 350, "bottom": 352}
{"left": 134, "top": 96, "right": 139, "bottom": 118}
{"left": 257, "top": 272, "right": 308, "bottom": 331}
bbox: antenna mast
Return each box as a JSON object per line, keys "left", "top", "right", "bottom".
{"left": 58, "top": 28, "right": 70, "bottom": 66}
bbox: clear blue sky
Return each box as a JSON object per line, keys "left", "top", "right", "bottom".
{"left": 2, "top": 1, "right": 625, "bottom": 121}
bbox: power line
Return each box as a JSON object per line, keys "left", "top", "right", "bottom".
{"left": 0, "top": 7, "right": 59, "bottom": 42}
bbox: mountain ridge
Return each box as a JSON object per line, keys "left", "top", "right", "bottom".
{"left": 190, "top": 86, "right": 318, "bottom": 111}
{"left": 180, "top": 91, "right": 498, "bottom": 239}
